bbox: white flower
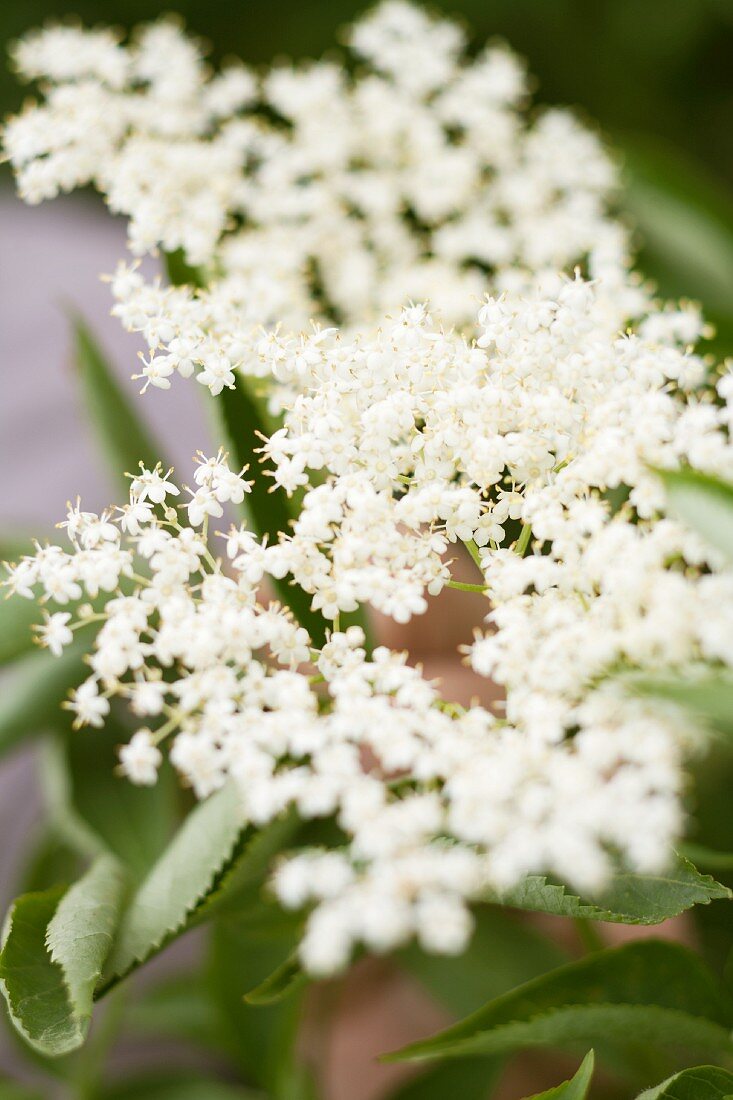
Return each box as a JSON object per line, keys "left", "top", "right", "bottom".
{"left": 37, "top": 611, "right": 73, "bottom": 656}
{"left": 119, "top": 729, "right": 163, "bottom": 785}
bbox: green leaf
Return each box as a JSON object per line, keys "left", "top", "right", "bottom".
{"left": 244, "top": 951, "right": 306, "bottom": 1006}
{"left": 0, "top": 641, "right": 88, "bottom": 756}
{"left": 627, "top": 672, "right": 733, "bottom": 737}
{"left": 657, "top": 468, "right": 733, "bottom": 562}
{"left": 208, "top": 911, "right": 308, "bottom": 1094}
{"left": 100, "top": 782, "right": 244, "bottom": 989}
{"left": 45, "top": 723, "right": 179, "bottom": 880}
{"left": 104, "top": 1074, "right": 262, "bottom": 1100}
{"left": 482, "top": 855, "right": 730, "bottom": 925}
{"left": 216, "top": 375, "right": 328, "bottom": 646}
{"left": 99, "top": 786, "right": 297, "bottom": 993}
{"left": 522, "top": 1050, "right": 594, "bottom": 1099}
{"left": 0, "top": 593, "right": 43, "bottom": 666}
{"left": 130, "top": 972, "right": 224, "bottom": 1051}
{"left": 400, "top": 904, "right": 568, "bottom": 1019}
{"left": 385, "top": 940, "right": 733, "bottom": 1067}
{"left": 637, "top": 1065, "right": 733, "bottom": 1099}
{"left": 71, "top": 313, "right": 164, "bottom": 489}
{"left": 0, "top": 1080, "right": 45, "bottom": 1100}
{"left": 621, "top": 136, "right": 733, "bottom": 320}
{"left": 0, "top": 856, "right": 126, "bottom": 1057}
{"left": 164, "top": 249, "right": 206, "bottom": 289}
{"left": 386, "top": 1057, "right": 501, "bottom": 1100}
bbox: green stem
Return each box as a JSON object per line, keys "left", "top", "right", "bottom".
{"left": 573, "top": 918, "right": 604, "bottom": 955}
{"left": 515, "top": 524, "right": 532, "bottom": 557}
{"left": 464, "top": 539, "right": 484, "bottom": 571}
{"left": 446, "top": 579, "right": 488, "bottom": 594}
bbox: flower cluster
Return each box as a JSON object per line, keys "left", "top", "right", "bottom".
{"left": 5, "top": 2, "right": 636, "bottom": 327}
{"left": 3, "top": 444, "right": 704, "bottom": 973}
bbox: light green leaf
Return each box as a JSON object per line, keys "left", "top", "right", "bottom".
{"left": 71, "top": 313, "right": 164, "bottom": 489}
{"left": 100, "top": 782, "right": 244, "bottom": 988}
{"left": 627, "top": 673, "right": 733, "bottom": 737}
{"left": 637, "top": 1065, "right": 733, "bottom": 1099}
{"left": 657, "top": 468, "right": 733, "bottom": 561}
{"left": 244, "top": 951, "right": 305, "bottom": 1006}
{"left": 0, "top": 1080, "right": 45, "bottom": 1100}
{"left": 482, "top": 855, "right": 730, "bottom": 924}
{"left": 100, "top": 787, "right": 297, "bottom": 993}
{"left": 0, "top": 856, "right": 126, "bottom": 1056}
{"left": 0, "top": 641, "right": 88, "bottom": 756}
{"left": 0, "top": 594, "right": 43, "bottom": 666}
{"left": 385, "top": 941, "right": 733, "bottom": 1066}
{"left": 522, "top": 1050, "right": 594, "bottom": 1099}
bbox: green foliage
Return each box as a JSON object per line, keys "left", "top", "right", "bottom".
{"left": 43, "top": 724, "right": 179, "bottom": 879}
{"left": 99, "top": 782, "right": 246, "bottom": 989}
{"left": 0, "top": 592, "right": 42, "bottom": 666}
{"left": 207, "top": 912, "right": 311, "bottom": 1095}
{"left": 522, "top": 1050, "right": 595, "bottom": 1099}
{"left": 482, "top": 856, "right": 730, "bottom": 925}
{"left": 104, "top": 1076, "right": 263, "bottom": 1100}
{"left": 622, "top": 138, "right": 733, "bottom": 325}
{"left": 628, "top": 672, "right": 733, "bottom": 737}
{"left": 385, "top": 941, "right": 733, "bottom": 1070}
{"left": 657, "top": 468, "right": 733, "bottom": 562}
{"left": 637, "top": 1064, "right": 733, "bottom": 1099}
{"left": 244, "top": 951, "right": 306, "bottom": 1006}
{"left": 0, "top": 641, "right": 87, "bottom": 757}
{"left": 71, "top": 314, "right": 165, "bottom": 488}
{"left": 215, "top": 374, "right": 329, "bottom": 645}
{"left": 386, "top": 1057, "right": 502, "bottom": 1099}
{"left": 0, "top": 857, "right": 126, "bottom": 1056}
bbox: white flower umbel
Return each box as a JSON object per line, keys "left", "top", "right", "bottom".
{"left": 6, "top": 2, "right": 640, "bottom": 328}
{"left": 4, "top": 441, "right": 704, "bottom": 974}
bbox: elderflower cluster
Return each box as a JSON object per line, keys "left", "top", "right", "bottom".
{"left": 5, "top": 2, "right": 638, "bottom": 327}
{"left": 3, "top": 447, "right": 702, "bottom": 974}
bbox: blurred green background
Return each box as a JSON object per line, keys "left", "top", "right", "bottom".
{"left": 1, "top": 0, "right": 732, "bottom": 348}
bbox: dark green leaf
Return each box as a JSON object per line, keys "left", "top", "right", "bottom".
{"left": 164, "top": 249, "right": 206, "bottom": 289}
{"left": 208, "top": 912, "right": 308, "bottom": 1094}
{"left": 244, "top": 951, "right": 305, "bottom": 1006}
{"left": 386, "top": 1057, "right": 501, "bottom": 1100}
{"left": 130, "top": 972, "right": 224, "bottom": 1051}
{"left": 658, "top": 468, "right": 733, "bottom": 561}
{"left": 621, "top": 137, "right": 733, "bottom": 319}
{"left": 0, "top": 856, "right": 126, "bottom": 1056}
{"left": 637, "top": 1064, "right": 733, "bottom": 1099}
{"left": 104, "top": 1074, "right": 262, "bottom": 1100}
{"left": 679, "top": 844, "right": 733, "bottom": 874}
{"left": 385, "top": 941, "right": 733, "bottom": 1066}
{"left": 0, "top": 641, "right": 88, "bottom": 756}
{"left": 522, "top": 1050, "right": 594, "bottom": 1099}
{"left": 482, "top": 855, "right": 730, "bottom": 925}
{"left": 45, "top": 722, "right": 179, "bottom": 880}
{"left": 71, "top": 313, "right": 164, "bottom": 489}
{"left": 400, "top": 903, "right": 568, "bottom": 1019}
{"left": 215, "top": 375, "right": 328, "bottom": 646}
